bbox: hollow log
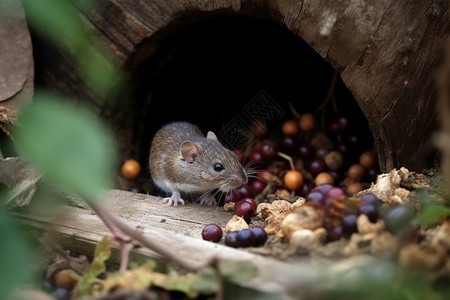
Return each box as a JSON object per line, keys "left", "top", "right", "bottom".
{"left": 35, "top": 0, "right": 450, "bottom": 172}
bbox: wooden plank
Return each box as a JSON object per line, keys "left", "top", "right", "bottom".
{"left": 13, "top": 190, "right": 318, "bottom": 295}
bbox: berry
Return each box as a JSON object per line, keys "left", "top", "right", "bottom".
{"left": 312, "top": 183, "right": 334, "bottom": 195}
{"left": 309, "top": 157, "right": 327, "bottom": 176}
{"left": 282, "top": 120, "right": 299, "bottom": 135}
{"left": 336, "top": 115, "right": 350, "bottom": 131}
{"left": 327, "top": 120, "right": 340, "bottom": 134}
{"left": 237, "top": 229, "right": 256, "bottom": 247}
{"left": 315, "top": 147, "right": 330, "bottom": 158}
{"left": 346, "top": 182, "right": 364, "bottom": 195}
{"left": 315, "top": 172, "right": 334, "bottom": 186}
{"left": 250, "top": 226, "right": 268, "bottom": 246}
{"left": 306, "top": 191, "right": 325, "bottom": 205}
{"left": 328, "top": 226, "right": 343, "bottom": 242}
{"left": 51, "top": 288, "right": 72, "bottom": 300}
{"left": 54, "top": 269, "right": 77, "bottom": 290}
{"left": 224, "top": 231, "right": 239, "bottom": 248}
{"left": 235, "top": 198, "right": 257, "bottom": 222}
{"left": 251, "top": 178, "right": 267, "bottom": 195}
{"left": 298, "top": 144, "right": 314, "bottom": 159}
{"left": 260, "top": 141, "right": 277, "bottom": 160}
{"left": 237, "top": 184, "right": 253, "bottom": 198}
{"left": 365, "top": 167, "right": 378, "bottom": 182}
{"left": 201, "top": 224, "right": 223, "bottom": 242}
{"left": 325, "top": 187, "right": 345, "bottom": 203}
{"left": 360, "top": 193, "right": 381, "bottom": 206}
{"left": 225, "top": 190, "right": 241, "bottom": 203}
{"left": 41, "top": 281, "right": 53, "bottom": 292}
{"left": 233, "top": 149, "right": 245, "bottom": 163}
{"left": 347, "top": 164, "right": 365, "bottom": 181}
{"left": 280, "top": 136, "right": 297, "bottom": 151}
{"left": 358, "top": 204, "right": 378, "bottom": 223}
{"left": 248, "top": 150, "right": 263, "bottom": 162}
{"left": 325, "top": 151, "right": 344, "bottom": 171}
{"left": 334, "top": 142, "right": 349, "bottom": 155}
{"left": 257, "top": 170, "right": 274, "bottom": 181}
{"left": 342, "top": 214, "right": 358, "bottom": 238}
{"left": 299, "top": 180, "right": 315, "bottom": 197}
{"left": 383, "top": 205, "right": 415, "bottom": 234}
{"left": 121, "top": 159, "right": 141, "bottom": 179}
{"left": 359, "top": 150, "right": 377, "bottom": 168}
{"left": 284, "top": 170, "right": 303, "bottom": 190}
{"left": 299, "top": 113, "right": 315, "bottom": 131}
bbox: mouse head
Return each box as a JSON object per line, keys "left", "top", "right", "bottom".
{"left": 180, "top": 131, "right": 248, "bottom": 192}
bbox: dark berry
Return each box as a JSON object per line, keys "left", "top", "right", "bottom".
{"left": 306, "top": 191, "right": 325, "bottom": 205}
{"left": 224, "top": 231, "right": 239, "bottom": 248}
{"left": 298, "top": 144, "right": 314, "bottom": 159}
{"left": 360, "top": 193, "right": 381, "bottom": 206}
{"left": 358, "top": 204, "right": 378, "bottom": 222}
{"left": 328, "top": 226, "right": 343, "bottom": 242}
{"left": 251, "top": 178, "right": 267, "bottom": 195}
{"left": 334, "top": 142, "right": 349, "bottom": 155}
{"left": 260, "top": 141, "right": 277, "bottom": 160}
{"left": 225, "top": 190, "right": 241, "bottom": 203}
{"left": 248, "top": 150, "right": 263, "bottom": 162}
{"left": 365, "top": 167, "right": 378, "bottom": 182}
{"left": 336, "top": 115, "right": 350, "bottom": 131}
{"left": 327, "top": 120, "right": 340, "bottom": 134}
{"left": 312, "top": 183, "right": 334, "bottom": 195}
{"left": 280, "top": 136, "right": 297, "bottom": 151}
{"left": 299, "top": 180, "right": 315, "bottom": 197}
{"left": 250, "top": 227, "right": 268, "bottom": 246}
{"left": 315, "top": 147, "right": 330, "bottom": 158}
{"left": 233, "top": 149, "right": 245, "bottom": 163}
{"left": 51, "top": 288, "right": 72, "bottom": 300}
{"left": 342, "top": 214, "right": 358, "bottom": 238}
{"left": 235, "top": 198, "right": 257, "bottom": 222}
{"left": 237, "top": 229, "right": 256, "bottom": 247}
{"left": 42, "top": 281, "right": 53, "bottom": 292}
{"left": 308, "top": 157, "right": 327, "bottom": 176}
{"left": 201, "top": 224, "right": 223, "bottom": 242}
{"left": 237, "top": 184, "right": 253, "bottom": 198}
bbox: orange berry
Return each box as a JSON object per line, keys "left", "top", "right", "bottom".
{"left": 121, "top": 159, "right": 141, "bottom": 179}
{"left": 346, "top": 182, "right": 364, "bottom": 195}
{"left": 284, "top": 170, "right": 303, "bottom": 190}
{"left": 315, "top": 172, "right": 334, "bottom": 186}
{"left": 54, "top": 269, "right": 77, "bottom": 290}
{"left": 359, "top": 151, "right": 377, "bottom": 168}
{"left": 282, "top": 120, "right": 299, "bottom": 135}
{"left": 299, "top": 113, "right": 315, "bottom": 131}
{"left": 347, "top": 164, "right": 365, "bottom": 181}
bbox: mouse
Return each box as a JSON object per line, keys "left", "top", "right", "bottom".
{"left": 149, "top": 121, "right": 248, "bottom": 206}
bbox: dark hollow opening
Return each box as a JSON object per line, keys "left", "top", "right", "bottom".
{"left": 105, "top": 12, "right": 375, "bottom": 192}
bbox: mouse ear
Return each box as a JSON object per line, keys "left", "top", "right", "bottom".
{"left": 206, "top": 131, "right": 218, "bottom": 142}
{"left": 181, "top": 141, "right": 198, "bottom": 163}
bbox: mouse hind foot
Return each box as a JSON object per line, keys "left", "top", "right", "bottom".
{"left": 162, "top": 192, "right": 185, "bottom": 206}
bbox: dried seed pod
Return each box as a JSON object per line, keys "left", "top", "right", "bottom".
{"left": 281, "top": 205, "right": 325, "bottom": 239}
{"left": 225, "top": 215, "right": 249, "bottom": 233}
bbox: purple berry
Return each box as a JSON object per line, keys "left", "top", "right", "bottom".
{"left": 358, "top": 204, "right": 378, "bottom": 222}
{"left": 342, "top": 214, "right": 358, "bottom": 238}
{"left": 306, "top": 191, "right": 325, "bottom": 205}
{"left": 250, "top": 227, "right": 268, "bottom": 246}
{"left": 201, "top": 224, "right": 223, "bottom": 243}
{"left": 328, "top": 226, "right": 343, "bottom": 242}
{"left": 326, "top": 187, "right": 345, "bottom": 203}
{"left": 360, "top": 193, "right": 381, "bottom": 206}
{"left": 224, "top": 231, "right": 239, "bottom": 248}
{"left": 312, "top": 183, "right": 334, "bottom": 195}
{"left": 237, "top": 229, "right": 256, "bottom": 247}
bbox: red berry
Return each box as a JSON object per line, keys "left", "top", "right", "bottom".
{"left": 309, "top": 157, "right": 327, "bottom": 176}
{"left": 260, "top": 141, "right": 277, "bottom": 160}
{"left": 224, "top": 231, "right": 239, "bottom": 247}
{"left": 201, "top": 224, "right": 223, "bottom": 242}
{"left": 233, "top": 149, "right": 245, "bottom": 163}
{"left": 251, "top": 178, "right": 267, "bottom": 195}
{"left": 235, "top": 198, "right": 257, "bottom": 222}
{"left": 225, "top": 190, "right": 241, "bottom": 203}
{"left": 237, "top": 184, "right": 253, "bottom": 198}
{"left": 248, "top": 150, "right": 263, "bottom": 162}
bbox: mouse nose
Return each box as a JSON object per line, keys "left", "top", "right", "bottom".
{"left": 230, "top": 172, "right": 248, "bottom": 188}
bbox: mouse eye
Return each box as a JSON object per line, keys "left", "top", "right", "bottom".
{"left": 213, "top": 163, "right": 224, "bottom": 172}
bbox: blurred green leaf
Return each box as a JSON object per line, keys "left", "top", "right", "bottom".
{"left": 0, "top": 210, "right": 32, "bottom": 299}
{"left": 219, "top": 260, "right": 258, "bottom": 283}
{"left": 22, "top": 0, "right": 120, "bottom": 95}
{"left": 15, "top": 93, "right": 116, "bottom": 200}
{"left": 416, "top": 203, "right": 450, "bottom": 226}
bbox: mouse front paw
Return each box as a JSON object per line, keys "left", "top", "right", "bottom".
{"left": 162, "top": 192, "right": 185, "bottom": 206}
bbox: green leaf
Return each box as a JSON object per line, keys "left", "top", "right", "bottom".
{"left": 15, "top": 93, "right": 116, "bottom": 200}
{"left": 73, "top": 236, "right": 112, "bottom": 296}
{"left": 219, "top": 260, "right": 258, "bottom": 283}
{"left": 416, "top": 203, "right": 450, "bottom": 226}
{"left": 0, "top": 210, "right": 33, "bottom": 299}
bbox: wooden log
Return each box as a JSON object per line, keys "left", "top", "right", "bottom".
{"left": 12, "top": 190, "right": 319, "bottom": 296}
{"left": 34, "top": 0, "right": 450, "bottom": 171}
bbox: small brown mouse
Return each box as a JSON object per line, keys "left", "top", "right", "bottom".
{"left": 149, "top": 122, "right": 248, "bottom": 206}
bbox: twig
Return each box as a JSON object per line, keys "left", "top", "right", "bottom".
{"left": 277, "top": 152, "right": 295, "bottom": 171}
{"left": 89, "top": 201, "right": 218, "bottom": 272}
{"left": 315, "top": 70, "right": 339, "bottom": 114}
